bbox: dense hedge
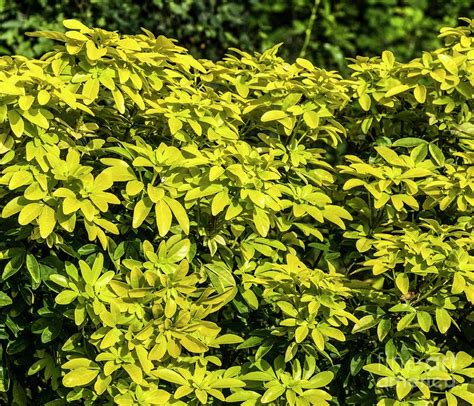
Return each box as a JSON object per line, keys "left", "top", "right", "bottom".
{"left": 0, "top": 18, "right": 473, "bottom": 406}
{"left": 1, "top": 0, "right": 473, "bottom": 70}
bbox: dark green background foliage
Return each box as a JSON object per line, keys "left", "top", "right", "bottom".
{"left": 1, "top": 0, "right": 472, "bottom": 69}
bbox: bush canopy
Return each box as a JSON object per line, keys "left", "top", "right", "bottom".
{"left": 0, "top": 17, "right": 473, "bottom": 406}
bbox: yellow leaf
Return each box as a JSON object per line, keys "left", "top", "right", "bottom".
{"left": 18, "top": 95, "right": 35, "bottom": 111}
{"left": 211, "top": 190, "right": 230, "bottom": 216}
{"left": 209, "top": 166, "right": 225, "bottom": 181}
{"left": 303, "top": 110, "right": 320, "bottom": 128}
{"left": 22, "top": 109, "right": 49, "bottom": 129}
{"left": 417, "top": 311, "right": 432, "bottom": 332}
{"left": 8, "top": 110, "right": 24, "bottom": 136}
{"left": 413, "top": 84, "right": 426, "bottom": 103}
{"left": 63, "top": 19, "right": 90, "bottom": 32}
{"left": 82, "top": 78, "right": 100, "bottom": 102}
{"left": 435, "top": 308, "right": 451, "bottom": 334}
{"left": 1, "top": 81, "right": 25, "bottom": 96}
{"left": 126, "top": 180, "right": 143, "bottom": 196}
{"left": 382, "top": 50, "right": 395, "bottom": 67}
{"left": 65, "top": 31, "right": 88, "bottom": 42}
{"left": 261, "top": 110, "right": 288, "bottom": 122}
{"left": 112, "top": 89, "right": 125, "bottom": 114}
{"left": 359, "top": 93, "right": 371, "bottom": 111}
{"left": 18, "top": 203, "right": 43, "bottom": 225}
{"left": 375, "top": 146, "right": 404, "bottom": 166}
{"left": 438, "top": 54, "right": 458, "bottom": 75}
{"left": 80, "top": 200, "right": 96, "bottom": 221}
{"left": 311, "top": 329, "right": 325, "bottom": 351}
{"left": 296, "top": 57, "right": 315, "bottom": 71}
{"left": 85, "top": 40, "right": 107, "bottom": 61}
{"left": 168, "top": 116, "right": 182, "bottom": 135}
{"left": 9, "top": 171, "right": 32, "bottom": 189}
{"left": 164, "top": 197, "right": 190, "bottom": 234}
{"left": 63, "top": 368, "right": 99, "bottom": 387}
{"left": 395, "top": 273, "right": 409, "bottom": 295}
{"left": 385, "top": 84, "right": 410, "bottom": 98}
{"left": 179, "top": 335, "right": 208, "bottom": 353}
{"left": 55, "top": 290, "right": 78, "bottom": 305}
{"left": 63, "top": 197, "right": 81, "bottom": 215}
{"left": 2, "top": 197, "right": 24, "bottom": 218}
{"left": 253, "top": 208, "right": 270, "bottom": 237}
{"left": 155, "top": 199, "right": 172, "bottom": 237}
{"left": 122, "top": 86, "right": 145, "bottom": 109}
{"left": 396, "top": 381, "right": 412, "bottom": 400}
{"left": 94, "top": 374, "right": 112, "bottom": 395}
{"left": 451, "top": 273, "right": 466, "bottom": 295}
{"left": 38, "top": 205, "right": 56, "bottom": 239}
{"left": 122, "top": 364, "right": 143, "bottom": 385}
{"left": 132, "top": 198, "right": 153, "bottom": 228}
{"left": 37, "top": 90, "right": 51, "bottom": 105}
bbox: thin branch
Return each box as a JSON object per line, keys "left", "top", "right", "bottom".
{"left": 299, "top": 0, "right": 320, "bottom": 58}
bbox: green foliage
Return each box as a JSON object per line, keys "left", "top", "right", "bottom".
{"left": 0, "top": 17, "right": 473, "bottom": 405}
{"left": 1, "top": 0, "right": 473, "bottom": 70}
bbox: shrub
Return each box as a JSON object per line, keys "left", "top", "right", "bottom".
{"left": 0, "top": 18, "right": 473, "bottom": 405}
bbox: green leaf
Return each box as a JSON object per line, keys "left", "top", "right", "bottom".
{"left": 0, "top": 292, "right": 12, "bottom": 307}
{"left": 392, "top": 137, "right": 426, "bottom": 147}
{"left": 377, "top": 319, "right": 391, "bottom": 341}
{"left": 2, "top": 255, "right": 24, "bottom": 281}
{"left": 363, "top": 363, "right": 394, "bottom": 377}
{"left": 429, "top": 143, "right": 445, "bottom": 166}
{"left": 26, "top": 254, "right": 41, "bottom": 288}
